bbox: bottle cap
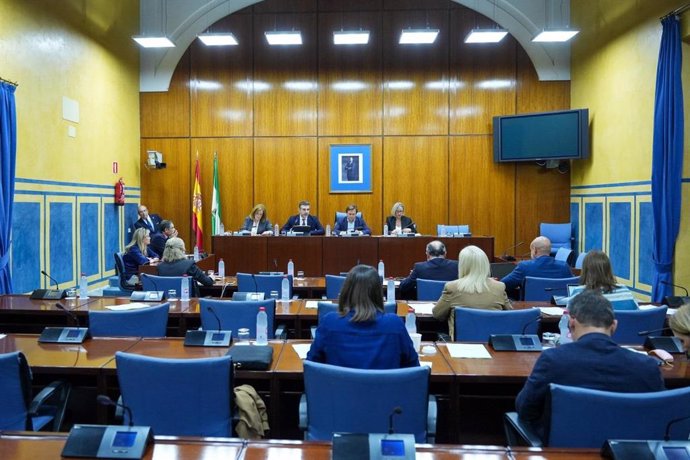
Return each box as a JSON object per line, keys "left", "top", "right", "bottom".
{"left": 259, "top": 306, "right": 266, "bottom": 311}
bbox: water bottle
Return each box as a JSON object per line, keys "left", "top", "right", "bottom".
{"left": 325, "top": 224, "right": 331, "bottom": 236}
{"left": 180, "top": 275, "right": 190, "bottom": 301}
{"left": 558, "top": 310, "right": 572, "bottom": 345}
{"left": 219, "top": 222, "right": 225, "bottom": 235}
{"left": 387, "top": 278, "right": 395, "bottom": 302}
{"left": 287, "top": 259, "right": 294, "bottom": 277}
{"left": 274, "top": 224, "right": 279, "bottom": 236}
{"left": 79, "top": 273, "right": 89, "bottom": 299}
{"left": 377, "top": 260, "right": 385, "bottom": 279}
{"left": 218, "top": 258, "right": 225, "bottom": 279}
{"left": 256, "top": 307, "right": 268, "bottom": 345}
{"left": 405, "top": 308, "right": 417, "bottom": 335}
{"left": 439, "top": 224, "right": 445, "bottom": 237}
{"left": 281, "top": 275, "right": 290, "bottom": 301}
{"left": 193, "top": 245, "right": 200, "bottom": 262}
{"left": 383, "top": 224, "right": 388, "bottom": 236}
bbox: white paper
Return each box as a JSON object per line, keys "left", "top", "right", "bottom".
{"left": 538, "top": 306, "right": 566, "bottom": 316}
{"left": 445, "top": 343, "right": 492, "bottom": 359}
{"left": 292, "top": 343, "right": 312, "bottom": 359}
{"left": 0, "top": 334, "right": 6, "bottom": 340}
{"left": 639, "top": 304, "right": 662, "bottom": 311}
{"left": 305, "top": 301, "right": 319, "bottom": 309}
{"left": 420, "top": 361, "right": 433, "bottom": 369}
{"left": 105, "top": 303, "right": 154, "bottom": 311}
{"left": 409, "top": 303, "right": 435, "bottom": 315}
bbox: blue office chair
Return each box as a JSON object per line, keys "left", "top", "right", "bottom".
{"left": 237, "top": 273, "right": 293, "bottom": 299}
{"left": 522, "top": 276, "right": 579, "bottom": 301}
{"left": 88, "top": 303, "right": 170, "bottom": 337}
{"left": 490, "top": 262, "right": 515, "bottom": 279}
{"left": 115, "top": 351, "right": 233, "bottom": 437}
{"left": 416, "top": 278, "right": 447, "bottom": 301}
{"left": 454, "top": 307, "right": 540, "bottom": 342}
{"left": 504, "top": 383, "right": 690, "bottom": 448}
{"left": 325, "top": 274, "right": 346, "bottom": 299}
{"left": 540, "top": 222, "right": 573, "bottom": 255}
{"left": 612, "top": 306, "right": 668, "bottom": 345}
{"left": 311, "top": 301, "right": 398, "bottom": 338}
{"left": 0, "top": 351, "right": 71, "bottom": 431}
{"left": 114, "top": 252, "right": 136, "bottom": 292}
{"left": 141, "top": 273, "right": 194, "bottom": 297}
{"left": 200, "top": 298, "right": 284, "bottom": 339}
{"left": 300, "top": 361, "right": 436, "bottom": 443}
{"left": 554, "top": 247, "right": 573, "bottom": 266}
{"left": 574, "top": 251, "right": 587, "bottom": 269}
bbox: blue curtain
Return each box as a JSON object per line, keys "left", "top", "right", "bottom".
{"left": 0, "top": 82, "right": 17, "bottom": 294}
{"left": 651, "top": 16, "right": 684, "bottom": 303}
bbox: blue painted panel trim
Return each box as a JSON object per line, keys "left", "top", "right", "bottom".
{"left": 80, "top": 203, "right": 99, "bottom": 276}
{"left": 571, "top": 191, "right": 651, "bottom": 198}
{"left": 49, "top": 202, "right": 74, "bottom": 285}
{"left": 584, "top": 203, "right": 603, "bottom": 252}
{"left": 609, "top": 202, "right": 631, "bottom": 280}
{"left": 124, "top": 203, "right": 139, "bottom": 246}
{"left": 571, "top": 181, "right": 651, "bottom": 190}
{"left": 16, "top": 177, "right": 141, "bottom": 191}
{"left": 15, "top": 190, "right": 140, "bottom": 198}
{"left": 638, "top": 202, "right": 654, "bottom": 286}
{"left": 11, "top": 203, "right": 41, "bottom": 294}
{"left": 570, "top": 202, "right": 580, "bottom": 252}
{"left": 104, "top": 205, "right": 120, "bottom": 271}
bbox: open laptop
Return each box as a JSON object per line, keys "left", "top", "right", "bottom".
{"left": 552, "top": 284, "right": 581, "bottom": 305}
{"left": 291, "top": 225, "right": 311, "bottom": 235}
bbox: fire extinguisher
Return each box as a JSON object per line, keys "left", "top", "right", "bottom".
{"left": 115, "top": 178, "right": 125, "bottom": 206}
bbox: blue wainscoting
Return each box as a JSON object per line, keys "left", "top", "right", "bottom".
{"left": 584, "top": 202, "right": 604, "bottom": 252}
{"left": 49, "top": 201, "right": 74, "bottom": 285}
{"left": 638, "top": 201, "right": 654, "bottom": 288}
{"left": 609, "top": 201, "right": 631, "bottom": 281}
{"left": 104, "top": 204, "right": 120, "bottom": 272}
{"left": 11, "top": 201, "right": 41, "bottom": 294}
{"left": 80, "top": 202, "right": 99, "bottom": 277}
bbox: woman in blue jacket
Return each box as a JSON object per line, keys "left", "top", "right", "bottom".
{"left": 122, "top": 227, "right": 159, "bottom": 285}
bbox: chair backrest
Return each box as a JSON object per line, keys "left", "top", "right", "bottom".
{"left": 237, "top": 273, "right": 292, "bottom": 298}
{"left": 141, "top": 274, "right": 187, "bottom": 296}
{"left": 200, "top": 298, "right": 276, "bottom": 339}
{"left": 114, "top": 252, "right": 134, "bottom": 291}
{"left": 554, "top": 247, "right": 573, "bottom": 265}
{"left": 523, "top": 276, "right": 580, "bottom": 301}
{"left": 325, "top": 275, "right": 346, "bottom": 299}
{"left": 546, "top": 383, "right": 690, "bottom": 448}
{"left": 303, "top": 360, "right": 431, "bottom": 442}
{"left": 490, "top": 262, "right": 515, "bottom": 279}
{"left": 539, "top": 222, "right": 572, "bottom": 255}
{"left": 335, "top": 211, "right": 362, "bottom": 223}
{"left": 317, "top": 301, "right": 396, "bottom": 322}
{"left": 454, "top": 307, "right": 541, "bottom": 342}
{"left": 612, "top": 307, "right": 668, "bottom": 345}
{"left": 0, "top": 351, "right": 31, "bottom": 430}
{"left": 88, "top": 303, "right": 170, "bottom": 338}
{"left": 115, "top": 352, "right": 233, "bottom": 437}
{"left": 574, "top": 251, "right": 587, "bottom": 269}
{"left": 416, "top": 278, "right": 447, "bottom": 301}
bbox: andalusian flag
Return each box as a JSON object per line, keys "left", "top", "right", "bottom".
{"left": 192, "top": 157, "right": 203, "bottom": 249}
{"left": 211, "top": 152, "right": 222, "bottom": 235}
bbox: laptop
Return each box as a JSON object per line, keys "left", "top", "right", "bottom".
{"left": 291, "top": 225, "right": 311, "bottom": 235}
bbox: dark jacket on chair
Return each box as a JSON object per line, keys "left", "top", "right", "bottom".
{"left": 399, "top": 258, "right": 459, "bottom": 300}
{"left": 157, "top": 259, "right": 213, "bottom": 297}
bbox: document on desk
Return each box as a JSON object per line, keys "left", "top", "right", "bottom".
{"left": 292, "top": 343, "right": 312, "bottom": 359}
{"left": 420, "top": 361, "right": 433, "bottom": 369}
{"left": 410, "top": 303, "right": 435, "bottom": 315}
{"left": 105, "top": 303, "right": 154, "bottom": 311}
{"left": 305, "top": 301, "right": 319, "bottom": 309}
{"left": 538, "top": 306, "right": 565, "bottom": 316}
{"left": 446, "top": 343, "right": 492, "bottom": 359}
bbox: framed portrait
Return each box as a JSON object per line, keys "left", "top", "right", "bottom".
{"left": 329, "top": 144, "right": 372, "bottom": 193}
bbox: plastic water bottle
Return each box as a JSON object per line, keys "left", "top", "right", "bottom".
{"left": 193, "top": 245, "right": 200, "bottom": 262}
{"left": 256, "top": 307, "right": 268, "bottom": 345}
{"left": 383, "top": 224, "right": 388, "bottom": 236}
{"left": 180, "top": 275, "right": 190, "bottom": 301}
{"left": 274, "top": 224, "right": 279, "bottom": 236}
{"left": 219, "top": 222, "right": 225, "bottom": 235}
{"left": 218, "top": 258, "right": 225, "bottom": 279}
{"left": 287, "top": 259, "right": 294, "bottom": 277}
{"left": 378, "top": 260, "right": 385, "bottom": 279}
{"left": 558, "top": 310, "right": 572, "bottom": 345}
{"left": 281, "top": 276, "right": 290, "bottom": 301}
{"left": 79, "top": 273, "right": 89, "bottom": 299}
{"left": 387, "top": 278, "right": 395, "bottom": 302}
{"left": 405, "top": 308, "right": 417, "bottom": 335}
{"left": 325, "top": 224, "right": 331, "bottom": 236}
{"left": 439, "top": 224, "right": 445, "bottom": 237}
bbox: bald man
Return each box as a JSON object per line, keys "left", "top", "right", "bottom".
{"left": 399, "top": 240, "right": 459, "bottom": 300}
{"left": 500, "top": 236, "right": 573, "bottom": 300}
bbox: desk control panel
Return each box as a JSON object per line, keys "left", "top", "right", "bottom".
{"left": 38, "top": 327, "right": 89, "bottom": 344}
{"left": 332, "top": 433, "right": 416, "bottom": 460}
{"left": 490, "top": 334, "right": 542, "bottom": 352}
{"left": 62, "top": 424, "right": 152, "bottom": 459}
{"left": 184, "top": 330, "right": 232, "bottom": 347}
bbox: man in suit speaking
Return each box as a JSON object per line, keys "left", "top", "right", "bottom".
{"left": 399, "top": 240, "right": 459, "bottom": 300}
{"left": 133, "top": 204, "right": 162, "bottom": 234}
{"left": 333, "top": 204, "right": 371, "bottom": 236}
{"left": 281, "top": 200, "right": 325, "bottom": 235}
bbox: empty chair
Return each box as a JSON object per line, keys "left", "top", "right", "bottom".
{"left": 141, "top": 273, "right": 190, "bottom": 296}
{"left": 490, "top": 262, "right": 515, "bottom": 279}
{"left": 504, "top": 383, "right": 690, "bottom": 448}
{"left": 115, "top": 352, "right": 233, "bottom": 437}
{"left": 416, "top": 278, "right": 447, "bottom": 301}
{"left": 200, "top": 298, "right": 281, "bottom": 339}
{"left": 325, "top": 274, "right": 346, "bottom": 299}
{"left": 88, "top": 303, "right": 170, "bottom": 337}
{"left": 612, "top": 306, "right": 668, "bottom": 345}
{"left": 554, "top": 247, "right": 573, "bottom": 266}
{"left": 539, "top": 222, "right": 573, "bottom": 255}
{"left": 0, "top": 351, "right": 71, "bottom": 431}
{"left": 454, "top": 307, "right": 541, "bottom": 342}
{"left": 237, "top": 273, "right": 293, "bottom": 299}
{"left": 300, "top": 360, "right": 436, "bottom": 443}
{"left": 114, "top": 252, "right": 136, "bottom": 292}
{"left": 574, "top": 251, "right": 587, "bottom": 269}
{"left": 522, "top": 276, "right": 579, "bottom": 301}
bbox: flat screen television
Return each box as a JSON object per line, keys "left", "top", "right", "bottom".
{"left": 493, "top": 109, "right": 589, "bottom": 163}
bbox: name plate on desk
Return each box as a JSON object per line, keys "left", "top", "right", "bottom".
{"left": 62, "top": 424, "right": 152, "bottom": 459}
{"left": 489, "top": 334, "right": 542, "bottom": 351}
{"left": 184, "top": 330, "right": 232, "bottom": 347}
{"left": 38, "top": 327, "right": 89, "bottom": 344}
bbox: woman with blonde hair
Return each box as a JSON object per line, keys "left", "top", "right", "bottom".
{"left": 122, "top": 227, "right": 159, "bottom": 285}
{"left": 670, "top": 304, "right": 690, "bottom": 351}
{"left": 432, "top": 245, "right": 511, "bottom": 339}
{"left": 385, "top": 202, "right": 416, "bottom": 235}
{"left": 157, "top": 237, "right": 213, "bottom": 296}
{"left": 241, "top": 204, "right": 273, "bottom": 236}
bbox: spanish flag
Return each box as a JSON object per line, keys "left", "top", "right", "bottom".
{"left": 192, "top": 157, "right": 203, "bottom": 250}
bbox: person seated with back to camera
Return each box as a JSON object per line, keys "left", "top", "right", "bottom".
{"left": 157, "top": 237, "right": 213, "bottom": 297}
{"left": 241, "top": 204, "right": 273, "bottom": 236}
{"left": 307, "top": 264, "right": 419, "bottom": 369}
{"left": 385, "top": 202, "right": 417, "bottom": 235}
{"left": 150, "top": 220, "right": 178, "bottom": 257}
{"left": 669, "top": 303, "right": 690, "bottom": 353}
{"left": 333, "top": 204, "right": 371, "bottom": 236}
{"left": 399, "top": 240, "right": 459, "bottom": 300}
{"left": 122, "top": 227, "right": 159, "bottom": 286}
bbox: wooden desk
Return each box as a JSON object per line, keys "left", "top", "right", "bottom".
{"left": 321, "top": 236, "right": 379, "bottom": 274}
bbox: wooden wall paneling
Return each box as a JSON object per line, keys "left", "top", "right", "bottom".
{"left": 140, "top": 139, "right": 192, "bottom": 245}
{"left": 382, "top": 9, "right": 450, "bottom": 135}
{"left": 449, "top": 136, "right": 515, "bottom": 257}
{"left": 191, "top": 138, "right": 254, "bottom": 236}
{"left": 253, "top": 13, "right": 318, "bottom": 136}
{"left": 382, "top": 136, "right": 449, "bottom": 236}
{"left": 253, "top": 137, "right": 318, "bottom": 227}
{"left": 318, "top": 11, "right": 383, "bottom": 136}
{"left": 140, "top": 51, "right": 190, "bottom": 138}
{"left": 317, "top": 137, "right": 384, "bottom": 233}
{"left": 450, "top": 7, "right": 517, "bottom": 135}
{"left": 190, "top": 14, "right": 254, "bottom": 138}
{"left": 515, "top": 46, "right": 570, "bottom": 114}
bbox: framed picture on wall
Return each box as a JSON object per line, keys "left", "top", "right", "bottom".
{"left": 329, "top": 144, "right": 372, "bottom": 193}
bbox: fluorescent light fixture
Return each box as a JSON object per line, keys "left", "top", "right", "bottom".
{"left": 532, "top": 29, "right": 579, "bottom": 42}
{"left": 265, "top": 30, "right": 302, "bottom": 45}
{"left": 464, "top": 29, "right": 508, "bottom": 43}
{"left": 198, "top": 33, "right": 238, "bottom": 46}
{"left": 132, "top": 36, "right": 175, "bottom": 48}
{"left": 333, "top": 30, "right": 370, "bottom": 45}
{"left": 399, "top": 29, "right": 439, "bottom": 44}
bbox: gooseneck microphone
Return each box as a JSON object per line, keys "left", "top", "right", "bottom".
{"left": 388, "top": 406, "right": 402, "bottom": 435}
{"left": 97, "top": 394, "right": 134, "bottom": 427}
{"left": 501, "top": 242, "right": 524, "bottom": 261}
{"left": 521, "top": 316, "right": 542, "bottom": 335}
{"left": 251, "top": 274, "right": 260, "bottom": 300}
{"left": 55, "top": 302, "right": 79, "bottom": 326}
{"left": 207, "top": 306, "right": 222, "bottom": 332}
{"left": 638, "top": 327, "right": 672, "bottom": 336}
{"left": 661, "top": 280, "right": 690, "bottom": 297}
{"left": 41, "top": 270, "right": 60, "bottom": 290}
{"left": 664, "top": 414, "right": 690, "bottom": 441}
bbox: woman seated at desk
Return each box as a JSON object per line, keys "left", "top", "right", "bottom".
{"left": 385, "top": 202, "right": 417, "bottom": 235}
{"left": 122, "top": 228, "right": 159, "bottom": 285}
{"left": 241, "top": 204, "right": 273, "bottom": 236}
{"left": 307, "top": 264, "right": 419, "bottom": 369}
{"left": 157, "top": 237, "right": 213, "bottom": 296}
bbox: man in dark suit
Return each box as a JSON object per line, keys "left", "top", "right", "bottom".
{"left": 500, "top": 236, "right": 573, "bottom": 299}
{"left": 515, "top": 289, "right": 664, "bottom": 436}
{"left": 132, "top": 205, "right": 163, "bottom": 234}
{"left": 280, "top": 200, "right": 325, "bottom": 235}
{"left": 399, "top": 240, "right": 459, "bottom": 300}
{"left": 333, "top": 204, "right": 371, "bottom": 235}
{"left": 150, "top": 220, "right": 178, "bottom": 256}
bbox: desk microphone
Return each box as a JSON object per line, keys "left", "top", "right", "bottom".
{"left": 207, "top": 306, "right": 223, "bottom": 332}
{"left": 219, "top": 282, "right": 230, "bottom": 299}
{"left": 661, "top": 280, "right": 690, "bottom": 309}
{"left": 273, "top": 259, "right": 279, "bottom": 271}
{"left": 41, "top": 270, "right": 61, "bottom": 290}
{"left": 638, "top": 327, "right": 672, "bottom": 336}
{"left": 501, "top": 242, "right": 524, "bottom": 261}
{"left": 521, "top": 316, "right": 542, "bottom": 335}
{"left": 55, "top": 302, "right": 79, "bottom": 326}
{"left": 388, "top": 406, "right": 402, "bottom": 434}
{"left": 251, "top": 274, "right": 260, "bottom": 299}
{"left": 664, "top": 414, "right": 690, "bottom": 441}
{"left": 661, "top": 280, "right": 690, "bottom": 297}
{"left": 97, "top": 394, "right": 134, "bottom": 427}
{"left": 403, "top": 221, "right": 416, "bottom": 231}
